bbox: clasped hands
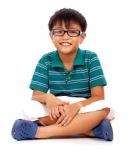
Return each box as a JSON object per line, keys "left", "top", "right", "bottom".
{"left": 46, "top": 97, "right": 82, "bottom": 127}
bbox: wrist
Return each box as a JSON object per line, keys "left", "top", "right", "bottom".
{"left": 45, "top": 93, "right": 52, "bottom": 103}
{"left": 45, "top": 93, "right": 56, "bottom": 104}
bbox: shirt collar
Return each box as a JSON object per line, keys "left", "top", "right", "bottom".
{"left": 74, "top": 48, "right": 85, "bottom": 66}
{"left": 51, "top": 51, "right": 64, "bottom": 68}
{"left": 51, "top": 48, "right": 85, "bottom": 68}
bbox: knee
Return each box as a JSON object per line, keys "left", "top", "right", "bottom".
{"left": 101, "top": 107, "right": 110, "bottom": 116}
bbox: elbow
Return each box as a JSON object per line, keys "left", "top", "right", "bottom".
{"left": 31, "top": 91, "right": 39, "bottom": 101}
{"left": 98, "top": 95, "right": 105, "bottom": 100}
{"left": 31, "top": 94, "right": 37, "bottom": 101}
{"left": 93, "top": 95, "right": 105, "bottom": 101}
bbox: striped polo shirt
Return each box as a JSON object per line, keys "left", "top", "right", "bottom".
{"left": 29, "top": 48, "right": 107, "bottom": 98}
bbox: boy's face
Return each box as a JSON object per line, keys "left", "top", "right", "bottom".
{"left": 49, "top": 21, "right": 86, "bottom": 55}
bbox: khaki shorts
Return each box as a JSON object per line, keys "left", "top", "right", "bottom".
{"left": 22, "top": 96, "right": 115, "bottom": 121}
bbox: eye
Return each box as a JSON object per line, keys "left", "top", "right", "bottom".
{"left": 56, "top": 30, "right": 64, "bottom": 34}
{"left": 68, "top": 30, "right": 80, "bottom": 36}
{"left": 69, "top": 30, "right": 79, "bottom": 34}
{"left": 53, "top": 30, "right": 64, "bottom": 35}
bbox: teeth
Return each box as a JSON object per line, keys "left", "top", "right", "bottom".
{"left": 61, "top": 43, "right": 70, "bottom": 46}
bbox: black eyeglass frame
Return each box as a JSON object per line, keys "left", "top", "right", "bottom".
{"left": 51, "top": 29, "right": 83, "bottom": 37}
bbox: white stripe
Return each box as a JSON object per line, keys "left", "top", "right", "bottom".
{"left": 90, "top": 56, "right": 98, "bottom": 64}
{"left": 68, "top": 79, "right": 89, "bottom": 84}
{"left": 35, "top": 72, "right": 48, "bottom": 79}
{"left": 31, "top": 81, "right": 48, "bottom": 88}
{"left": 90, "top": 66, "right": 101, "bottom": 73}
{"left": 50, "top": 87, "right": 89, "bottom": 93}
{"left": 90, "top": 75, "right": 104, "bottom": 82}
{"left": 49, "top": 81, "right": 65, "bottom": 84}
{"left": 37, "top": 63, "right": 47, "bottom": 70}
{"left": 49, "top": 71, "right": 65, "bottom": 75}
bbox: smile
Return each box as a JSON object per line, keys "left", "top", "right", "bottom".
{"left": 60, "top": 42, "right": 72, "bottom": 46}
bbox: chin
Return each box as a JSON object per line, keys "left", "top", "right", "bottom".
{"left": 59, "top": 50, "right": 73, "bottom": 55}
{"left": 58, "top": 47, "right": 75, "bottom": 54}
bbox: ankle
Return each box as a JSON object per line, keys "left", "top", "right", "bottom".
{"left": 85, "top": 130, "right": 94, "bottom": 137}
{"left": 35, "top": 127, "right": 45, "bottom": 139}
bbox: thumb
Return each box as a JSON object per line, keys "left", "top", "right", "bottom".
{"left": 62, "top": 101, "right": 69, "bottom": 105}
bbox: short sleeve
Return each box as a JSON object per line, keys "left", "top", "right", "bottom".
{"left": 29, "top": 55, "right": 49, "bottom": 93}
{"left": 89, "top": 52, "right": 107, "bottom": 88}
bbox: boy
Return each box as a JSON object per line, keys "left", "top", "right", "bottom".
{"left": 11, "top": 8, "right": 114, "bottom": 141}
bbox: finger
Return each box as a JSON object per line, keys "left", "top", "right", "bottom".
{"left": 54, "top": 106, "right": 60, "bottom": 118}
{"left": 63, "top": 117, "right": 71, "bottom": 126}
{"left": 56, "top": 115, "right": 64, "bottom": 124}
{"left": 60, "top": 116, "right": 69, "bottom": 126}
{"left": 58, "top": 106, "right": 65, "bottom": 116}
{"left": 48, "top": 109, "right": 53, "bottom": 120}
{"left": 51, "top": 108, "right": 57, "bottom": 120}
{"left": 63, "top": 101, "right": 69, "bottom": 105}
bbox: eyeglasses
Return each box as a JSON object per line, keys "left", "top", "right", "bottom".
{"left": 51, "top": 29, "right": 83, "bottom": 37}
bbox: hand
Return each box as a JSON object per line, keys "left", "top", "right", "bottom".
{"left": 45, "top": 94, "right": 67, "bottom": 120}
{"left": 56, "top": 102, "right": 82, "bottom": 127}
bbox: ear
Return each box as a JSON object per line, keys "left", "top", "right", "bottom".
{"left": 80, "top": 32, "right": 86, "bottom": 44}
{"left": 49, "top": 32, "right": 53, "bottom": 40}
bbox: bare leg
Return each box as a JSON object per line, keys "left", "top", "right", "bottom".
{"left": 38, "top": 116, "right": 57, "bottom": 125}
{"left": 35, "top": 109, "right": 108, "bottom": 139}
{"left": 38, "top": 108, "right": 110, "bottom": 125}
{"left": 38, "top": 108, "right": 110, "bottom": 137}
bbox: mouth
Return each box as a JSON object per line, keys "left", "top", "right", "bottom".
{"left": 59, "top": 42, "right": 72, "bottom": 46}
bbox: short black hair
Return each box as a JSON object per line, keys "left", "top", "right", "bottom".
{"left": 48, "top": 8, "right": 87, "bottom": 32}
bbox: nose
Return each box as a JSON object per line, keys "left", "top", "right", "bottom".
{"left": 63, "top": 31, "right": 69, "bottom": 39}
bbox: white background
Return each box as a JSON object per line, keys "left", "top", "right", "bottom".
{"left": 0, "top": 0, "right": 128, "bottom": 149}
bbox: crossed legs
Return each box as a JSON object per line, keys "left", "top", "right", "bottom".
{"left": 12, "top": 96, "right": 114, "bottom": 141}
{"left": 35, "top": 108, "right": 109, "bottom": 138}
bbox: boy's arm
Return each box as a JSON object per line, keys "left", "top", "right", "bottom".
{"left": 77, "top": 85, "right": 105, "bottom": 107}
{"left": 32, "top": 90, "right": 53, "bottom": 104}
{"left": 31, "top": 90, "right": 66, "bottom": 120}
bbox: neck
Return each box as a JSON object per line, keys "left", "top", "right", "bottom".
{"left": 58, "top": 50, "right": 77, "bottom": 71}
